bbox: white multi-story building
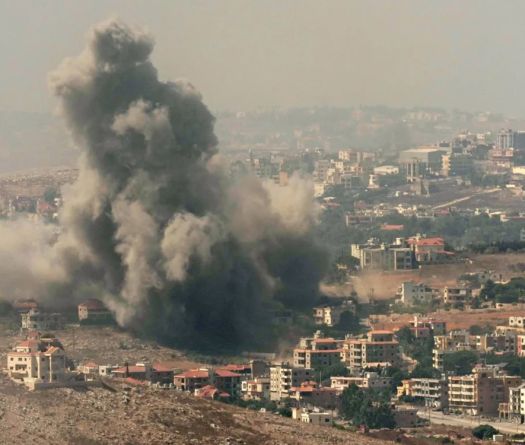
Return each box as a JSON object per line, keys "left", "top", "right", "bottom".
{"left": 330, "top": 372, "right": 391, "bottom": 392}
{"left": 269, "top": 363, "right": 314, "bottom": 401}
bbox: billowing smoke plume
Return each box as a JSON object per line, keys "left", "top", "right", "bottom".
{"left": 9, "top": 19, "right": 327, "bottom": 350}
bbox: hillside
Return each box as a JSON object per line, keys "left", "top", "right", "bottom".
{"left": 0, "top": 375, "right": 388, "bottom": 445}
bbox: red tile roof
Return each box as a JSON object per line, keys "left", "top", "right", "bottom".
{"left": 174, "top": 369, "right": 209, "bottom": 379}
{"left": 195, "top": 385, "right": 230, "bottom": 399}
{"left": 222, "top": 364, "right": 251, "bottom": 372}
{"left": 215, "top": 369, "right": 242, "bottom": 378}
{"left": 78, "top": 299, "right": 106, "bottom": 310}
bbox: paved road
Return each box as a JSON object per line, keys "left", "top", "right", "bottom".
{"left": 431, "top": 188, "right": 499, "bottom": 210}
{"left": 418, "top": 409, "right": 525, "bottom": 434}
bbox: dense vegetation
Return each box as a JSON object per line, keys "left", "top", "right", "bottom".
{"left": 340, "top": 384, "right": 396, "bottom": 429}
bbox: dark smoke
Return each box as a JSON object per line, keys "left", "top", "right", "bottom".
{"left": 20, "top": 18, "right": 327, "bottom": 350}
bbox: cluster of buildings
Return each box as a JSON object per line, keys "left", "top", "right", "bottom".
{"left": 14, "top": 298, "right": 113, "bottom": 331}
{"left": 350, "top": 234, "right": 452, "bottom": 271}
{"left": 398, "top": 364, "right": 521, "bottom": 417}
{"left": 396, "top": 282, "right": 474, "bottom": 308}
{"left": 432, "top": 316, "right": 525, "bottom": 371}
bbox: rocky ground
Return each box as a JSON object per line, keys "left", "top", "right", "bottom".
{"left": 0, "top": 375, "right": 389, "bottom": 445}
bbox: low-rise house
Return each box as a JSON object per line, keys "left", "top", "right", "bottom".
{"left": 195, "top": 385, "right": 230, "bottom": 401}
{"left": 330, "top": 372, "right": 392, "bottom": 392}
{"left": 394, "top": 407, "right": 420, "bottom": 428}
{"left": 173, "top": 369, "right": 210, "bottom": 392}
{"left": 289, "top": 381, "right": 339, "bottom": 410}
{"left": 214, "top": 369, "right": 242, "bottom": 396}
{"left": 407, "top": 235, "right": 452, "bottom": 264}
{"left": 7, "top": 335, "right": 67, "bottom": 389}
{"left": 241, "top": 377, "right": 270, "bottom": 400}
{"left": 78, "top": 361, "right": 99, "bottom": 378}
{"left": 292, "top": 407, "right": 333, "bottom": 425}
{"left": 221, "top": 360, "right": 269, "bottom": 379}
{"left": 173, "top": 368, "right": 242, "bottom": 396}
{"left": 78, "top": 299, "right": 113, "bottom": 324}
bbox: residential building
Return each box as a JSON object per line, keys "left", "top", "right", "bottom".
{"left": 194, "top": 385, "right": 230, "bottom": 401}
{"left": 394, "top": 408, "right": 420, "bottom": 428}
{"left": 269, "top": 362, "right": 314, "bottom": 401}
{"left": 342, "top": 330, "right": 400, "bottom": 371}
{"left": 448, "top": 365, "right": 521, "bottom": 416}
{"left": 78, "top": 299, "right": 113, "bottom": 324}
{"left": 289, "top": 381, "right": 339, "bottom": 410}
{"left": 21, "top": 308, "right": 62, "bottom": 332}
{"left": 7, "top": 335, "right": 67, "bottom": 389}
{"left": 442, "top": 287, "right": 472, "bottom": 306}
{"left": 351, "top": 239, "right": 415, "bottom": 271}
{"left": 510, "top": 317, "right": 525, "bottom": 329}
{"left": 173, "top": 368, "right": 242, "bottom": 396}
{"left": 112, "top": 362, "right": 175, "bottom": 383}
{"left": 330, "top": 372, "right": 391, "bottom": 392}
{"left": 241, "top": 377, "right": 270, "bottom": 401}
{"left": 396, "top": 282, "right": 435, "bottom": 306}
{"left": 312, "top": 300, "right": 356, "bottom": 327}
{"left": 407, "top": 235, "right": 451, "bottom": 264}
{"left": 500, "top": 383, "right": 525, "bottom": 422}
{"left": 174, "top": 369, "right": 210, "bottom": 392}
{"left": 397, "top": 378, "right": 448, "bottom": 409}
{"left": 408, "top": 316, "right": 447, "bottom": 336}
{"left": 292, "top": 407, "right": 333, "bottom": 426}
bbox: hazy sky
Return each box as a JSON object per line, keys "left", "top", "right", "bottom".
{"left": 2, "top": 0, "right": 525, "bottom": 115}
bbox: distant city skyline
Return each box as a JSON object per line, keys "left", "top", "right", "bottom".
{"left": 2, "top": 1, "right": 525, "bottom": 116}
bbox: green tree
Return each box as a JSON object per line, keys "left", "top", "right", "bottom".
{"left": 443, "top": 350, "right": 478, "bottom": 375}
{"left": 472, "top": 424, "right": 498, "bottom": 440}
{"left": 341, "top": 385, "right": 396, "bottom": 429}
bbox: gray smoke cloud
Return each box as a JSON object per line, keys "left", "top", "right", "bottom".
{"left": 7, "top": 18, "right": 328, "bottom": 350}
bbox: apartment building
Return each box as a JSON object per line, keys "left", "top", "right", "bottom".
{"left": 351, "top": 239, "right": 415, "bottom": 271}
{"left": 241, "top": 377, "right": 270, "bottom": 401}
{"left": 396, "top": 281, "right": 435, "bottom": 306}
{"left": 442, "top": 287, "right": 472, "bottom": 306}
{"left": 293, "top": 335, "right": 344, "bottom": 369}
{"left": 330, "top": 372, "right": 391, "bottom": 392}
{"left": 500, "top": 383, "right": 525, "bottom": 422}
{"left": 342, "top": 330, "right": 400, "bottom": 371}
{"left": 448, "top": 365, "right": 521, "bottom": 416}
{"left": 397, "top": 378, "right": 448, "bottom": 409}
{"left": 269, "top": 363, "right": 314, "bottom": 401}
